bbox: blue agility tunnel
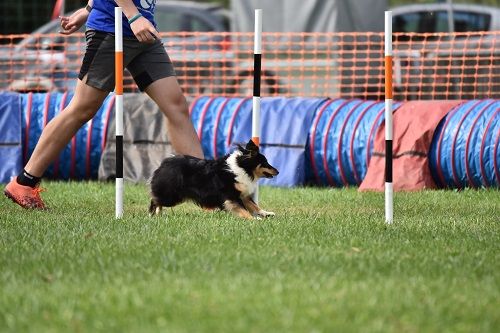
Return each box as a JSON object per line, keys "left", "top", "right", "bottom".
{"left": 0, "top": 92, "right": 22, "bottom": 183}
{"left": 190, "top": 96, "right": 252, "bottom": 159}
{"left": 232, "top": 97, "right": 329, "bottom": 187}
{"left": 306, "top": 99, "right": 401, "bottom": 186}
{"left": 21, "top": 92, "right": 114, "bottom": 180}
{"left": 429, "top": 100, "right": 500, "bottom": 188}
{"left": 190, "top": 96, "right": 328, "bottom": 187}
{"left": 1, "top": 92, "right": 498, "bottom": 189}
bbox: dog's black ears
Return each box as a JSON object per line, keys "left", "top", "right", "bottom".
{"left": 245, "top": 139, "right": 259, "bottom": 153}
{"left": 237, "top": 140, "right": 259, "bottom": 155}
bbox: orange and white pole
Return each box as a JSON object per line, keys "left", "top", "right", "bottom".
{"left": 252, "top": 8, "right": 262, "bottom": 203}
{"left": 115, "top": 7, "right": 124, "bottom": 219}
{"left": 385, "top": 11, "right": 393, "bottom": 224}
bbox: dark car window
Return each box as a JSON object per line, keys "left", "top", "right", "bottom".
{"left": 393, "top": 13, "right": 422, "bottom": 33}
{"left": 155, "top": 11, "right": 214, "bottom": 32}
{"left": 452, "top": 11, "right": 490, "bottom": 32}
{"left": 218, "top": 12, "right": 230, "bottom": 31}
{"left": 394, "top": 10, "right": 491, "bottom": 33}
{"left": 188, "top": 14, "right": 216, "bottom": 32}
{"left": 393, "top": 11, "right": 449, "bottom": 33}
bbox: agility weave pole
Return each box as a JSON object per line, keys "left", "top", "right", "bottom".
{"left": 384, "top": 11, "right": 393, "bottom": 224}
{"left": 115, "top": 7, "right": 124, "bottom": 219}
{"left": 252, "top": 9, "right": 262, "bottom": 203}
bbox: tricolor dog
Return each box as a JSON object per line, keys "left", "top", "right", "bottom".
{"left": 149, "top": 140, "right": 278, "bottom": 219}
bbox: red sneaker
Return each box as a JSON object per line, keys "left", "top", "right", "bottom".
{"left": 4, "top": 177, "right": 46, "bottom": 209}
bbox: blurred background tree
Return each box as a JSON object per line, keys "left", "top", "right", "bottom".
{"left": 1, "top": 0, "right": 498, "bottom": 34}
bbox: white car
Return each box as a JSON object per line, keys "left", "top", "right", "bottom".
{"left": 391, "top": 3, "right": 500, "bottom": 100}
{"left": 391, "top": 3, "right": 500, "bottom": 34}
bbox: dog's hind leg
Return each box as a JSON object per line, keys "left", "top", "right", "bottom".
{"left": 149, "top": 199, "right": 163, "bottom": 217}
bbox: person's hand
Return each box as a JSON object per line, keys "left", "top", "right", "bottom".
{"left": 59, "top": 8, "right": 89, "bottom": 35}
{"left": 130, "top": 16, "right": 161, "bottom": 43}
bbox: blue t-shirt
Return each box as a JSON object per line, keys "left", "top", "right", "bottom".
{"left": 86, "top": 0, "right": 157, "bottom": 37}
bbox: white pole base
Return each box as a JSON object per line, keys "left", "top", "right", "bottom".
{"left": 253, "top": 186, "right": 259, "bottom": 205}
{"left": 116, "top": 178, "right": 124, "bottom": 219}
{"left": 385, "top": 182, "right": 393, "bottom": 224}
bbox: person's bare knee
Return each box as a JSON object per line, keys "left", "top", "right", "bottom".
{"left": 145, "top": 77, "right": 187, "bottom": 118}
{"left": 145, "top": 76, "right": 204, "bottom": 158}
{"left": 71, "top": 99, "right": 103, "bottom": 123}
{"left": 159, "top": 93, "right": 190, "bottom": 125}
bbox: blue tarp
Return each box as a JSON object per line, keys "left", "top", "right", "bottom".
{"left": 0, "top": 92, "right": 22, "bottom": 183}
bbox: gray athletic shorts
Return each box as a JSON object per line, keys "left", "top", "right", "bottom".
{"left": 78, "top": 30, "right": 176, "bottom": 92}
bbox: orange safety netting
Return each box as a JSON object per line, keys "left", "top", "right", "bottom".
{"left": 0, "top": 31, "right": 498, "bottom": 99}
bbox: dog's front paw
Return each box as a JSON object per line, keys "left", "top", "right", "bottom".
{"left": 257, "top": 210, "right": 275, "bottom": 218}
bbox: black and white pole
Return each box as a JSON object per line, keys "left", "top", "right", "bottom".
{"left": 252, "top": 8, "right": 262, "bottom": 203}
{"left": 384, "top": 11, "right": 393, "bottom": 224}
{"left": 115, "top": 7, "right": 124, "bottom": 219}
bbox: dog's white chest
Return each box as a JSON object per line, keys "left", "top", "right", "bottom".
{"left": 226, "top": 152, "right": 257, "bottom": 196}
{"left": 235, "top": 177, "right": 257, "bottom": 196}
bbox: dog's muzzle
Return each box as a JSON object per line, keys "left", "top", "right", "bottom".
{"left": 263, "top": 168, "right": 279, "bottom": 178}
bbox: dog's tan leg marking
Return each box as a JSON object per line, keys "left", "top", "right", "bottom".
{"left": 223, "top": 200, "right": 254, "bottom": 219}
{"left": 149, "top": 199, "right": 162, "bottom": 217}
{"left": 241, "top": 196, "right": 275, "bottom": 218}
{"left": 241, "top": 196, "right": 260, "bottom": 215}
{"left": 149, "top": 205, "right": 162, "bottom": 217}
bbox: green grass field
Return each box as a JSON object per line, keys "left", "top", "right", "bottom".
{"left": 1, "top": 182, "right": 499, "bottom": 332}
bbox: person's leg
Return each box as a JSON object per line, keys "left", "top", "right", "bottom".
{"left": 4, "top": 79, "right": 108, "bottom": 209}
{"left": 24, "top": 31, "right": 119, "bottom": 178}
{"left": 24, "top": 79, "right": 109, "bottom": 177}
{"left": 125, "top": 39, "right": 203, "bottom": 159}
{"left": 5, "top": 30, "right": 118, "bottom": 209}
{"left": 144, "top": 77, "right": 204, "bottom": 159}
